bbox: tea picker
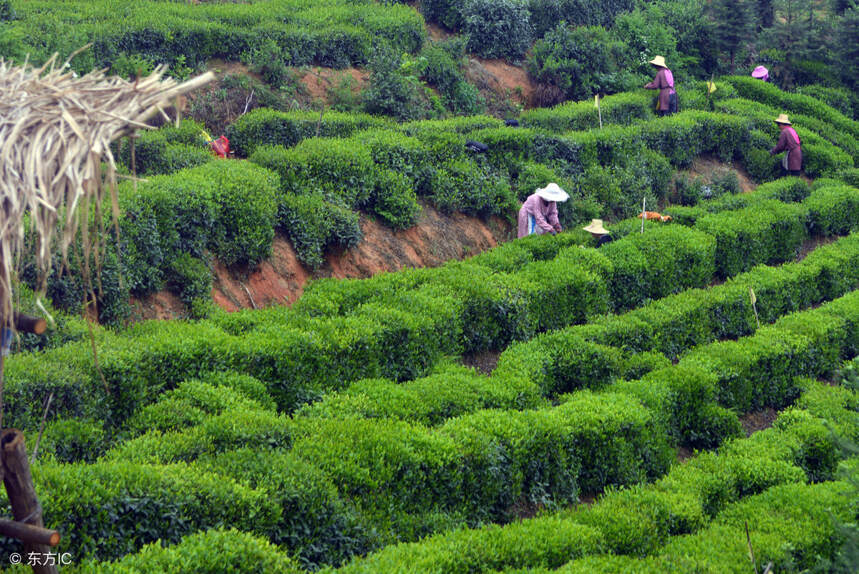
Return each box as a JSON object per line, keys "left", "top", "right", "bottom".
{"left": 518, "top": 183, "right": 568, "bottom": 238}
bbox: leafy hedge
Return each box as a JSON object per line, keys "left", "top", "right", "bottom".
{"left": 227, "top": 109, "right": 392, "bottom": 158}
{"left": 0, "top": 460, "right": 279, "bottom": 561}
{"left": 118, "top": 159, "right": 279, "bottom": 296}
{"left": 496, "top": 231, "right": 859, "bottom": 439}
{"left": 5, "top": 1, "right": 425, "bottom": 76}
{"left": 69, "top": 529, "right": 301, "bottom": 574}
{"left": 296, "top": 363, "right": 545, "bottom": 426}
{"left": 335, "top": 379, "right": 856, "bottom": 573}
{"left": 521, "top": 90, "right": 654, "bottom": 132}
{"left": 694, "top": 200, "right": 807, "bottom": 278}
{"left": 278, "top": 193, "right": 363, "bottom": 268}
{"left": 290, "top": 389, "right": 672, "bottom": 528}
{"left": 9, "top": 184, "right": 859, "bottom": 430}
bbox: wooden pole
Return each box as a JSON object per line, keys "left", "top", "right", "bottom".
{"left": 13, "top": 313, "right": 46, "bottom": 335}
{"left": 1, "top": 430, "right": 58, "bottom": 574}
{"left": 641, "top": 197, "right": 646, "bottom": 234}
{"left": 0, "top": 519, "right": 59, "bottom": 547}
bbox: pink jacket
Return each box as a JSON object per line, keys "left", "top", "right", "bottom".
{"left": 771, "top": 127, "right": 802, "bottom": 171}
{"left": 518, "top": 193, "right": 560, "bottom": 238}
{"left": 644, "top": 68, "right": 675, "bottom": 111}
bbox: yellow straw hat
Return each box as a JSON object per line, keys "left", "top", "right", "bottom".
{"left": 583, "top": 219, "right": 610, "bottom": 235}
{"left": 649, "top": 55, "right": 668, "bottom": 68}
{"left": 774, "top": 113, "right": 792, "bottom": 125}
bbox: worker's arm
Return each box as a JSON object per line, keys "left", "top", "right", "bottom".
{"left": 770, "top": 130, "right": 788, "bottom": 154}
{"left": 644, "top": 70, "right": 662, "bottom": 89}
{"left": 532, "top": 205, "right": 555, "bottom": 233}
{"left": 546, "top": 202, "right": 562, "bottom": 231}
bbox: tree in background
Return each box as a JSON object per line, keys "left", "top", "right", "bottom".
{"left": 765, "top": 0, "right": 816, "bottom": 87}
{"left": 654, "top": 0, "right": 719, "bottom": 77}
{"left": 613, "top": 5, "right": 681, "bottom": 77}
{"left": 528, "top": 24, "right": 633, "bottom": 105}
{"left": 709, "top": 0, "right": 755, "bottom": 73}
{"left": 836, "top": 7, "right": 859, "bottom": 89}
{"left": 362, "top": 49, "right": 437, "bottom": 121}
{"left": 462, "top": 0, "right": 533, "bottom": 60}
{"left": 758, "top": 0, "right": 775, "bottom": 28}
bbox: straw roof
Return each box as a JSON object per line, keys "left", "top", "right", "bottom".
{"left": 0, "top": 52, "right": 213, "bottom": 324}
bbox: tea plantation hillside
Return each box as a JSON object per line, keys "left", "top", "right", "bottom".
{"left": 3, "top": 163, "right": 859, "bottom": 571}
{"left": 35, "top": 78, "right": 859, "bottom": 323}
{"left": 1, "top": 1, "right": 859, "bottom": 572}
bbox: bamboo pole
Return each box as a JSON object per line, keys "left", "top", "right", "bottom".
{"left": 1, "top": 429, "right": 57, "bottom": 574}
{"left": 0, "top": 519, "right": 59, "bottom": 547}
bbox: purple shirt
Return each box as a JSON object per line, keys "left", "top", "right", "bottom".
{"left": 518, "top": 193, "right": 560, "bottom": 238}
{"left": 771, "top": 127, "right": 802, "bottom": 171}
{"left": 644, "top": 68, "right": 675, "bottom": 111}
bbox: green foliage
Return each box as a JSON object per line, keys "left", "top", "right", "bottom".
{"left": 462, "top": 0, "right": 532, "bottom": 60}
{"left": 602, "top": 226, "right": 717, "bottom": 310}
{"left": 837, "top": 8, "right": 859, "bottom": 91}
{"left": 2, "top": 1, "right": 425, "bottom": 77}
{"left": 72, "top": 528, "right": 301, "bottom": 574}
{"left": 421, "top": 0, "right": 468, "bottom": 30}
{"left": 528, "top": 0, "right": 635, "bottom": 37}
{"left": 430, "top": 158, "right": 517, "bottom": 218}
{"left": 708, "top": 0, "right": 755, "bottom": 73}
{"left": 804, "top": 184, "right": 859, "bottom": 236}
{"left": 226, "top": 108, "right": 391, "bottom": 158}
{"left": 371, "top": 169, "right": 422, "bottom": 229}
{"left": 420, "top": 43, "right": 485, "bottom": 114}
{"left": 250, "top": 140, "right": 375, "bottom": 208}
{"left": 33, "top": 419, "right": 109, "bottom": 464}
{"left": 0, "top": 0, "right": 15, "bottom": 21}
{"left": 165, "top": 254, "right": 211, "bottom": 318}
{"left": 299, "top": 364, "right": 544, "bottom": 426}
{"left": 119, "top": 159, "right": 278, "bottom": 285}
{"left": 116, "top": 127, "right": 212, "bottom": 176}
{"left": 694, "top": 199, "right": 808, "bottom": 278}
{"left": 362, "top": 48, "right": 436, "bottom": 121}
{"left": 195, "top": 449, "right": 374, "bottom": 568}
{"left": 278, "top": 193, "right": 362, "bottom": 268}
{"left": 529, "top": 24, "right": 634, "bottom": 105}
{"left": 612, "top": 5, "right": 681, "bottom": 77}
{"left": 1, "top": 460, "right": 280, "bottom": 561}
{"left": 521, "top": 90, "right": 654, "bottom": 131}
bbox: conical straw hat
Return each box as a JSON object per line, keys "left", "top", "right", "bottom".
{"left": 535, "top": 182, "right": 569, "bottom": 202}
{"left": 774, "top": 113, "right": 791, "bottom": 125}
{"left": 583, "top": 219, "right": 610, "bottom": 235}
{"left": 649, "top": 55, "right": 668, "bottom": 68}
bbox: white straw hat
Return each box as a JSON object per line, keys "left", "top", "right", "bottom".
{"left": 535, "top": 182, "right": 569, "bottom": 203}
{"left": 649, "top": 55, "right": 668, "bottom": 68}
{"left": 583, "top": 219, "right": 610, "bottom": 235}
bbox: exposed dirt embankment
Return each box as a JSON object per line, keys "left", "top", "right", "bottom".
{"left": 135, "top": 204, "right": 513, "bottom": 319}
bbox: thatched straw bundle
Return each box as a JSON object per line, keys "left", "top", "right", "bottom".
{"left": 0, "top": 52, "right": 213, "bottom": 324}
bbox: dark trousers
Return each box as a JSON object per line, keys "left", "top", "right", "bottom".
{"left": 658, "top": 93, "right": 678, "bottom": 116}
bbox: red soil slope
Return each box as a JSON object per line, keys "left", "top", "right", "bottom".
{"left": 133, "top": 204, "right": 513, "bottom": 319}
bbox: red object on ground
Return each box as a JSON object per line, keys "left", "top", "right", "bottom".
{"left": 210, "top": 135, "right": 230, "bottom": 158}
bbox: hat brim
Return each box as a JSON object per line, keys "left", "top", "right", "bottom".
{"left": 583, "top": 224, "right": 610, "bottom": 235}
{"left": 535, "top": 189, "right": 569, "bottom": 202}
{"left": 774, "top": 119, "right": 792, "bottom": 125}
